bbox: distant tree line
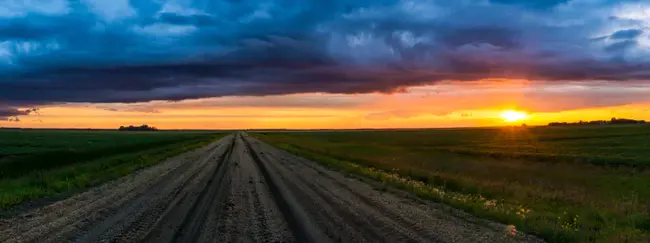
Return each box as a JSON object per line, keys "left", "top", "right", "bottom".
{"left": 118, "top": 124, "right": 158, "bottom": 131}
{"left": 548, "top": 118, "right": 646, "bottom": 127}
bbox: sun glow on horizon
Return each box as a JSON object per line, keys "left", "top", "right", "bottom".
{"left": 500, "top": 110, "right": 529, "bottom": 123}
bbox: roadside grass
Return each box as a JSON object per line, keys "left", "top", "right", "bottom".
{"left": 0, "top": 137, "right": 208, "bottom": 179}
{"left": 253, "top": 126, "right": 650, "bottom": 243}
{"left": 0, "top": 130, "right": 214, "bottom": 155}
{"left": 0, "top": 130, "right": 223, "bottom": 214}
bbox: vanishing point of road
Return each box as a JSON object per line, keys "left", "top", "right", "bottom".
{"left": 0, "top": 133, "right": 543, "bottom": 243}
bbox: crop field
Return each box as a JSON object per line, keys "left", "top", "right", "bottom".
{"left": 253, "top": 125, "right": 650, "bottom": 242}
{"left": 0, "top": 129, "right": 223, "bottom": 212}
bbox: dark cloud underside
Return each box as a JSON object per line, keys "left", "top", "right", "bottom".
{"left": 1, "top": 0, "right": 650, "bottom": 111}
{"left": 0, "top": 106, "right": 37, "bottom": 120}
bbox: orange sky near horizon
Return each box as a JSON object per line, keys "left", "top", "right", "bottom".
{"left": 2, "top": 80, "right": 650, "bottom": 129}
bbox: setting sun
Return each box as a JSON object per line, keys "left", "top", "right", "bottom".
{"left": 500, "top": 110, "right": 529, "bottom": 123}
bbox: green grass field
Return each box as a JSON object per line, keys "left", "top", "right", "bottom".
{"left": 253, "top": 125, "right": 650, "bottom": 243}
{"left": 0, "top": 129, "right": 223, "bottom": 213}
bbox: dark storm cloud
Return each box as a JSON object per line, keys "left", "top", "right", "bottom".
{"left": 0, "top": 108, "right": 27, "bottom": 118}
{"left": 489, "top": 0, "right": 570, "bottom": 9}
{"left": 610, "top": 29, "right": 643, "bottom": 40}
{"left": 0, "top": 106, "right": 38, "bottom": 120}
{"left": 604, "top": 40, "right": 637, "bottom": 53}
{"left": 1, "top": 0, "right": 650, "bottom": 109}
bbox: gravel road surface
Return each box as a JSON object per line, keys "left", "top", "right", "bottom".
{"left": 0, "top": 133, "right": 543, "bottom": 243}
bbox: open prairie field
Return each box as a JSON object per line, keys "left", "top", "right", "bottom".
{"left": 253, "top": 125, "right": 650, "bottom": 242}
{"left": 0, "top": 129, "right": 223, "bottom": 212}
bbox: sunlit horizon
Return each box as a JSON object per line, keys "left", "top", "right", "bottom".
{"left": 500, "top": 110, "right": 529, "bottom": 123}
{"left": 3, "top": 81, "right": 649, "bottom": 130}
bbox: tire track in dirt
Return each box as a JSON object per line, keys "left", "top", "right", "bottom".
{"left": 76, "top": 135, "right": 236, "bottom": 243}
{"left": 0, "top": 136, "right": 230, "bottom": 243}
{"left": 259, "top": 146, "right": 443, "bottom": 241}
{"left": 143, "top": 135, "right": 236, "bottom": 243}
{"left": 241, "top": 134, "right": 329, "bottom": 243}
{"left": 241, "top": 133, "right": 545, "bottom": 243}
{"left": 213, "top": 134, "right": 294, "bottom": 243}
{"left": 243, "top": 135, "right": 430, "bottom": 243}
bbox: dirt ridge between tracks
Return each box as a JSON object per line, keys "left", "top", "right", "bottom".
{"left": 168, "top": 135, "right": 235, "bottom": 243}
{"left": 241, "top": 134, "right": 328, "bottom": 243}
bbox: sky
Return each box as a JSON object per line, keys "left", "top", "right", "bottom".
{"left": 1, "top": 0, "right": 650, "bottom": 129}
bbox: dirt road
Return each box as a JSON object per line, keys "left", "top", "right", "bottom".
{"left": 0, "top": 133, "right": 543, "bottom": 243}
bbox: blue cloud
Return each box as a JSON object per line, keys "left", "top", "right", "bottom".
{"left": 605, "top": 40, "right": 637, "bottom": 53}
{"left": 610, "top": 29, "right": 643, "bottom": 39}
{"left": 1, "top": 0, "right": 650, "bottom": 114}
{"left": 489, "top": 0, "right": 570, "bottom": 9}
